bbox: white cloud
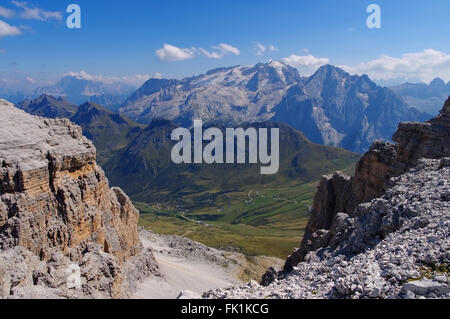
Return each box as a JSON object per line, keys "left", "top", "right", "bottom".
{"left": 156, "top": 43, "right": 240, "bottom": 62}
{"left": 254, "top": 43, "right": 266, "bottom": 56}
{"left": 11, "top": 1, "right": 63, "bottom": 21}
{"left": 341, "top": 49, "right": 450, "bottom": 82}
{"left": 283, "top": 53, "right": 330, "bottom": 76}
{"left": 0, "top": 20, "right": 21, "bottom": 38}
{"left": 200, "top": 43, "right": 240, "bottom": 59}
{"left": 65, "top": 71, "right": 151, "bottom": 86}
{"left": 198, "top": 48, "right": 223, "bottom": 59}
{"left": 153, "top": 72, "right": 163, "bottom": 79}
{"left": 0, "top": 6, "right": 14, "bottom": 18}
{"left": 253, "top": 43, "right": 277, "bottom": 56}
{"left": 156, "top": 44, "right": 196, "bottom": 62}
{"left": 215, "top": 43, "right": 240, "bottom": 56}
{"left": 19, "top": 25, "right": 32, "bottom": 31}
{"left": 284, "top": 53, "right": 329, "bottom": 68}
{"left": 25, "top": 76, "right": 37, "bottom": 83}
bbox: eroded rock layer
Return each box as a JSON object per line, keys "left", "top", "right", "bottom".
{"left": 0, "top": 100, "right": 157, "bottom": 298}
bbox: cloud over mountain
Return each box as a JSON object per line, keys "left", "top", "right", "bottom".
{"left": 253, "top": 42, "right": 277, "bottom": 56}
{"left": 342, "top": 49, "right": 450, "bottom": 83}
{"left": 215, "top": 43, "right": 240, "bottom": 56}
{"left": 283, "top": 53, "right": 330, "bottom": 68}
{"left": 283, "top": 53, "right": 330, "bottom": 75}
{"left": 156, "top": 43, "right": 240, "bottom": 62}
{"left": 65, "top": 71, "right": 150, "bottom": 86}
{"left": 156, "top": 44, "right": 196, "bottom": 62}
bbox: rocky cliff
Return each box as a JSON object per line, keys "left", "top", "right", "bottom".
{"left": 205, "top": 97, "right": 450, "bottom": 299}
{"left": 283, "top": 97, "right": 450, "bottom": 271}
{"left": 0, "top": 99, "right": 158, "bottom": 298}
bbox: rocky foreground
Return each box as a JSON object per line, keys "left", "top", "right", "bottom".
{"left": 0, "top": 100, "right": 158, "bottom": 298}
{"left": 204, "top": 98, "right": 450, "bottom": 299}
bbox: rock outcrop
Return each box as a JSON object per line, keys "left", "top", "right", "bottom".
{"left": 0, "top": 100, "right": 158, "bottom": 298}
{"left": 284, "top": 97, "right": 450, "bottom": 271}
{"left": 205, "top": 98, "right": 450, "bottom": 299}
{"left": 204, "top": 157, "right": 450, "bottom": 299}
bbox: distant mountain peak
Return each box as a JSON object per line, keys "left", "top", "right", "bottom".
{"left": 430, "top": 77, "right": 446, "bottom": 88}
{"left": 120, "top": 62, "right": 427, "bottom": 153}
{"left": 267, "top": 59, "right": 287, "bottom": 66}
{"left": 16, "top": 93, "right": 78, "bottom": 119}
{"left": 34, "top": 75, "right": 141, "bottom": 111}
{"left": 79, "top": 101, "right": 112, "bottom": 113}
{"left": 313, "top": 64, "right": 350, "bottom": 78}
{"left": 390, "top": 78, "right": 449, "bottom": 115}
{"left": 205, "top": 65, "right": 240, "bottom": 76}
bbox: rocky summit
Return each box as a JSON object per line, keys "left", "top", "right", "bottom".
{"left": 120, "top": 62, "right": 428, "bottom": 153}
{"left": 204, "top": 97, "right": 450, "bottom": 299}
{"left": 0, "top": 100, "right": 158, "bottom": 299}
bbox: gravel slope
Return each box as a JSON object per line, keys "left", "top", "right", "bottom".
{"left": 133, "top": 230, "right": 241, "bottom": 299}
{"left": 204, "top": 158, "right": 450, "bottom": 299}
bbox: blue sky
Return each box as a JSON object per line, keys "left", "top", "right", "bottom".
{"left": 1, "top": 0, "right": 450, "bottom": 90}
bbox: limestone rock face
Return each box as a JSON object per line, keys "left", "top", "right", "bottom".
{"left": 0, "top": 100, "right": 157, "bottom": 298}
{"left": 394, "top": 97, "right": 450, "bottom": 165}
{"left": 284, "top": 97, "right": 450, "bottom": 271}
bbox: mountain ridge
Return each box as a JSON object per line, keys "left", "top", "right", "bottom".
{"left": 390, "top": 77, "right": 450, "bottom": 115}
{"left": 16, "top": 97, "right": 144, "bottom": 166}
{"left": 34, "top": 75, "right": 144, "bottom": 111}
{"left": 121, "top": 62, "right": 429, "bottom": 153}
{"left": 104, "top": 120, "right": 359, "bottom": 202}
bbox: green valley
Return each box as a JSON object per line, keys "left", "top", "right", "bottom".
{"left": 136, "top": 183, "right": 316, "bottom": 258}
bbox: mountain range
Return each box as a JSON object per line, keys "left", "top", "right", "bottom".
{"left": 33, "top": 74, "right": 145, "bottom": 111}
{"left": 11, "top": 66, "right": 448, "bottom": 267}
{"left": 120, "top": 62, "right": 430, "bottom": 153}
{"left": 390, "top": 77, "right": 450, "bottom": 115}
{"left": 14, "top": 94, "right": 359, "bottom": 257}
{"left": 16, "top": 95, "right": 142, "bottom": 166}
{"left": 121, "top": 61, "right": 301, "bottom": 125}
{"left": 271, "top": 65, "right": 430, "bottom": 152}
{"left": 16, "top": 94, "right": 78, "bottom": 119}
{"left": 15, "top": 94, "right": 358, "bottom": 202}
{"left": 104, "top": 121, "right": 358, "bottom": 203}
{"left": 4, "top": 62, "right": 443, "bottom": 153}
